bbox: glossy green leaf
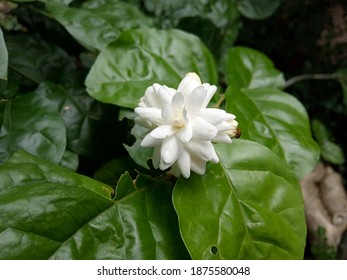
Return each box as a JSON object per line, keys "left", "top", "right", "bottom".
{"left": 46, "top": 0, "right": 152, "bottom": 51}
{"left": 0, "top": 151, "right": 189, "bottom": 259}
{"left": 173, "top": 140, "right": 306, "bottom": 259}
{"left": 5, "top": 34, "right": 73, "bottom": 85}
{"left": 226, "top": 87, "right": 320, "bottom": 179}
{"left": 0, "top": 28, "right": 8, "bottom": 93}
{"left": 236, "top": 0, "right": 281, "bottom": 20}
{"left": 85, "top": 27, "right": 218, "bottom": 109}
{"left": 35, "top": 82, "right": 126, "bottom": 160}
{"left": 226, "top": 47, "right": 285, "bottom": 89}
{"left": 0, "top": 93, "right": 66, "bottom": 164}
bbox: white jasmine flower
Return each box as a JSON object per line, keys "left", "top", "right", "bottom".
{"left": 134, "top": 72, "right": 238, "bottom": 178}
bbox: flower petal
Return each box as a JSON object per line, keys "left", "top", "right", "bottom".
{"left": 160, "top": 136, "right": 181, "bottom": 167}
{"left": 186, "top": 86, "right": 207, "bottom": 108}
{"left": 143, "top": 85, "right": 159, "bottom": 107}
{"left": 135, "top": 107, "right": 162, "bottom": 125}
{"left": 212, "top": 133, "right": 232, "bottom": 144}
{"left": 141, "top": 133, "right": 162, "bottom": 147}
{"left": 161, "top": 104, "right": 177, "bottom": 123}
{"left": 215, "top": 121, "right": 232, "bottom": 131}
{"left": 199, "top": 108, "right": 226, "bottom": 125}
{"left": 172, "top": 91, "right": 185, "bottom": 108}
{"left": 201, "top": 84, "right": 217, "bottom": 108}
{"left": 190, "top": 153, "right": 207, "bottom": 175}
{"left": 191, "top": 117, "right": 218, "bottom": 140}
{"left": 150, "top": 125, "right": 176, "bottom": 139}
{"left": 177, "top": 72, "right": 202, "bottom": 98}
{"left": 185, "top": 140, "right": 215, "bottom": 161}
{"left": 158, "top": 85, "right": 175, "bottom": 105}
{"left": 175, "top": 149, "right": 191, "bottom": 178}
{"left": 176, "top": 124, "right": 193, "bottom": 143}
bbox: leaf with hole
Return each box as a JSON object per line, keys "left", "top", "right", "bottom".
{"left": 173, "top": 140, "right": 306, "bottom": 259}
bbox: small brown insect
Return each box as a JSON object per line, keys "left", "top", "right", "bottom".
{"left": 235, "top": 127, "right": 241, "bottom": 138}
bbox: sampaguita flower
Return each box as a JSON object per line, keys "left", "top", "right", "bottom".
{"left": 134, "top": 72, "right": 238, "bottom": 178}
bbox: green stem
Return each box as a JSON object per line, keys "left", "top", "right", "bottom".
{"left": 214, "top": 94, "right": 225, "bottom": 108}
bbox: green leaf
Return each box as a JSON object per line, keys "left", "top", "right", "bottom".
{"left": 312, "top": 119, "right": 345, "bottom": 165}
{"left": 173, "top": 140, "right": 306, "bottom": 259}
{"left": 236, "top": 0, "right": 281, "bottom": 20}
{"left": 0, "top": 93, "right": 66, "bottom": 164}
{"left": 35, "top": 82, "right": 126, "bottom": 160}
{"left": 59, "top": 149, "right": 79, "bottom": 171}
{"left": 46, "top": 0, "right": 152, "bottom": 51}
{"left": 226, "top": 87, "right": 320, "bottom": 179}
{"left": 320, "top": 141, "right": 345, "bottom": 165}
{"left": 226, "top": 47, "right": 285, "bottom": 89}
{"left": 0, "top": 28, "right": 8, "bottom": 93}
{"left": 0, "top": 151, "right": 189, "bottom": 259}
{"left": 5, "top": 34, "right": 73, "bottom": 85}
{"left": 311, "top": 119, "right": 330, "bottom": 144}
{"left": 93, "top": 156, "right": 142, "bottom": 187}
{"left": 143, "top": 0, "right": 241, "bottom": 65}
{"left": 85, "top": 27, "right": 218, "bottom": 109}
{"left": 12, "top": 0, "right": 72, "bottom": 3}
{"left": 124, "top": 123, "right": 154, "bottom": 169}
{"left": 3, "top": 150, "right": 112, "bottom": 198}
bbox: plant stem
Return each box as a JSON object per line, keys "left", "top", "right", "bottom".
{"left": 214, "top": 94, "right": 225, "bottom": 108}
{"left": 284, "top": 73, "right": 345, "bottom": 88}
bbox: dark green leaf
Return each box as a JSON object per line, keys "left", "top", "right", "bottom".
{"left": 226, "top": 47, "right": 285, "bottom": 89}
{"left": 93, "top": 156, "right": 141, "bottom": 187}
{"left": 59, "top": 149, "right": 79, "bottom": 171}
{"left": 3, "top": 150, "right": 112, "bottom": 198}
{"left": 0, "top": 28, "right": 8, "bottom": 93}
{"left": 226, "top": 87, "right": 320, "bottom": 179}
{"left": 173, "top": 140, "right": 306, "bottom": 259}
{"left": 144, "top": 0, "right": 238, "bottom": 28}
{"left": 85, "top": 27, "right": 218, "bottom": 109}
{"left": 311, "top": 119, "right": 330, "bottom": 144}
{"left": 35, "top": 82, "right": 127, "bottom": 160}
{"left": 311, "top": 119, "right": 344, "bottom": 165}
{"left": 144, "top": 0, "right": 241, "bottom": 63}
{"left": 236, "top": 0, "right": 281, "bottom": 20}
{"left": 46, "top": 0, "right": 152, "bottom": 51}
{"left": 0, "top": 93, "right": 66, "bottom": 164}
{"left": 5, "top": 34, "right": 73, "bottom": 85}
{"left": 0, "top": 151, "right": 188, "bottom": 259}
